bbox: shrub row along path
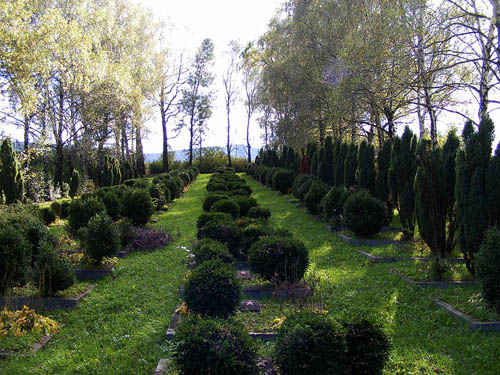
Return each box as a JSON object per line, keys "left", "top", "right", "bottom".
{"left": 241, "top": 174, "right": 500, "bottom": 375}
{"left": 0, "top": 174, "right": 209, "bottom": 375}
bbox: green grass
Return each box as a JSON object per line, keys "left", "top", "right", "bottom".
{"left": 241, "top": 174, "right": 500, "bottom": 375}
{"left": 392, "top": 260, "right": 474, "bottom": 282}
{"left": 0, "top": 331, "right": 44, "bottom": 353}
{"left": 0, "top": 174, "right": 209, "bottom": 374}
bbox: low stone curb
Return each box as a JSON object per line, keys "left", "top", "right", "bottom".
{"left": 432, "top": 298, "right": 500, "bottom": 332}
{"left": 117, "top": 250, "right": 128, "bottom": 258}
{"left": 242, "top": 286, "right": 312, "bottom": 300}
{"left": 75, "top": 265, "right": 113, "bottom": 281}
{"left": 154, "top": 357, "right": 278, "bottom": 375}
{"left": 357, "top": 250, "right": 465, "bottom": 264}
{"left": 0, "top": 285, "right": 95, "bottom": 310}
{"left": 336, "top": 233, "right": 404, "bottom": 247}
{"left": 394, "top": 271, "right": 478, "bottom": 288}
{"left": 0, "top": 334, "right": 53, "bottom": 359}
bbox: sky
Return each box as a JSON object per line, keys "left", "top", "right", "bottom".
{"left": 137, "top": 0, "right": 285, "bottom": 153}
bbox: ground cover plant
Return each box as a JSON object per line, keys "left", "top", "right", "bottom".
{"left": 240, "top": 173, "right": 500, "bottom": 375}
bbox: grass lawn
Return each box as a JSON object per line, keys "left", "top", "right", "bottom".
{"left": 241, "top": 174, "right": 500, "bottom": 375}
{"left": 0, "top": 174, "right": 209, "bottom": 375}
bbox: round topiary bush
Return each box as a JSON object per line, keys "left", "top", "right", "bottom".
{"left": 229, "top": 188, "right": 250, "bottom": 197}
{"left": 173, "top": 317, "right": 257, "bottom": 375}
{"left": 0, "top": 223, "right": 31, "bottom": 293}
{"left": 304, "top": 181, "right": 329, "bottom": 215}
{"left": 297, "top": 177, "right": 314, "bottom": 201}
{"left": 476, "top": 227, "right": 500, "bottom": 313}
{"left": 150, "top": 183, "right": 166, "bottom": 210}
{"left": 322, "top": 187, "right": 350, "bottom": 226}
{"left": 68, "top": 197, "right": 106, "bottom": 234}
{"left": 192, "top": 238, "right": 234, "bottom": 265}
{"left": 202, "top": 193, "right": 229, "bottom": 212}
{"left": 207, "top": 181, "right": 229, "bottom": 193}
{"left": 79, "top": 213, "right": 121, "bottom": 263}
{"left": 232, "top": 195, "right": 257, "bottom": 217}
{"left": 40, "top": 207, "right": 57, "bottom": 226}
{"left": 292, "top": 174, "right": 312, "bottom": 199}
{"left": 163, "top": 177, "right": 181, "bottom": 199}
{"left": 274, "top": 311, "right": 346, "bottom": 375}
{"left": 210, "top": 198, "right": 240, "bottom": 219}
{"left": 33, "top": 243, "right": 75, "bottom": 297}
{"left": 247, "top": 206, "right": 271, "bottom": 221}
{"left": 248, "top": 236, "right": 308, "bottom": 283}
{"left": 60, "top": 201, "right": 71, "bottom": 219}
{"left": 343, "top": 319, "right": 391, "bottom": 375}
{"left": 184, "top": 260, "right": 242, "bottom": 318}
{"left": 122, "top": 188, "right": 154, "bottom": 226}
{"left": 179, "top": 171, "right": 191, "bottom": 186}
{"left": 97, "top": 189, "right": 122, "bottom": 221}
{"left": 50, "top": 201, "right": 62, "bottom": 218}
{"left": 197, "top": 212, "right": 234, "bottom": 229}
{"left": 241, "top": 223, "right": 272, "bottom": 256}
{"left": 265, "top": 167, "right": 277, "bottom": 187}
{"left": 272, "top": 168, "right": 295, "bottom": 194}
{"left": 197, "top": 219, "right": 242, "bottom": 259}
{"left": 343, "top": 190, "right": 386, "bottom": 237}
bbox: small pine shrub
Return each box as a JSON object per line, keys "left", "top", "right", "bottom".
{"left": 69, "top": 170, "right": 80, "bottom": 199}
{"left": 304, "top": 181, "right": 329, "bottom": 215}
{"left": 247, "top": 207, "right": 271, "bottom": 221}
{"left": 40, "top": 207, "right": 57, "bottom": 226}
{"left": 33, "top": 243, "right": 75, "bottom": 297}
{"left": 179, "top": 171, "right": 191, "bottom": 186}
{"left": 68, "top": 197, "right": 106, "bottom": 234}
{"left": 197, "top": 212, "right": 234, "bottom": 229}
{"left": 210, "top": 198, "right": 240, "bottom": 219}
{"left": 232, "top": 195, "right": 257, "bottom": 217}
{"left": 184, "top": 260, "right": 242, "bottom": 318}
{"left": 150, "top": 183, "right": 166, "bottom": 210}
{"left": 0, "top": 224, "right": 31, "bottom": 293}
{"left": 192, "top": 238, "right": 234, "bottom": 265}
{"left": 292, "top": 174, "right": 311, "bottom": 199}
{"left": 343, "top": 319, "right": 391, "bottom": 375}
{"left": 79, "top": 213, "right": 120, "bottom": 263}
{"left": 164, "top": 178, "right": 182, "bottom": 199}
{"left": 202, "top": 193, "right": 229, "bottom": 212}
{"left": 241, "top": 223, "right": 271, "bottom": 257}
{"left": 272, "top": 168, "right": 295, "bottom": 194}
{"left": 297, "top": 177, "right": 314, "bottom": 201}
{"left": 116, "top": 218, "right": 136, "bottom": 247}
{"left": 344, "top": 190, "right": 386, "bottom": 237}
{"left": 248, "top": 236, "right": 308, "bottom": 283}
{"left": 274, "top": 311, "right": 346, "bottom": 375}
{"left": 265, "top": 167, "right": 276, "bottom": 187}
{"left": 173, "top": 317, "right": 257, "bottom": 375}
{"left": 476, "top": 227, "right": 500, "bottom": 313}
{"left": 122, "top": 189, "right": 154, "bottom": 226}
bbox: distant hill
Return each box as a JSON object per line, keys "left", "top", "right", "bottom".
{"left": 145, "top": 145, "right": 260, "bottom": 163}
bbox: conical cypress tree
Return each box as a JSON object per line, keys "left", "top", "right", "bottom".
{"left": 343, "top": 143, "right": 358, "bottom": 188}
{"left": 280, "top": 145, "right": 288, "bottom": 168}
{"left": 69, "top": 170, "right": 80, "bottom": 199}
{"left": 311, "top": 150, "right": 320, "bottom": 178}
{"left": 374, "top": 138, "right": 392, "bottom": 224}
{"left": 0, "top": 138, "right": 24, "bottom": 204}
{"left": 487, "top": 144, "right": 500, "bottom": 226}
{"left": 357, "top": 140, "right": 375, "bottom": 192}
{"left": 112, "top": 161, "right": 122, "bottom": 185}
{"left": 415, "top": 132, "right": 459, "bottom": 259}
{"left": 389, "top": 126, "right": 417, "bottom": 238}
{"left": 334, "top": 142, "right": 347, "bottom": 187}
{"left": 318, "top": 136, "right": 334, "bottom": 185}
{"left": 101, "top": 155, "right": 114, "bottom": 187}
{"left": 456, "top": 117, "right": 495, "bottom": 275}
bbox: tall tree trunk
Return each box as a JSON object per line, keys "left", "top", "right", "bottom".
{"left": 160, "top": 89, "right": 170, "bottom": 173}
{"left": 135, "top": 124, "right": 145, "bottom": 176}
{"left": 246, "top": 107, "right": 252, "bottom": 163}
{"left": 54, "top": 87, "right": 65, "bottom": 193}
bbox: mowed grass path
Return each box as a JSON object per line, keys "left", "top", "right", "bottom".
{"left": 0, "top": 174, "right": 209, "bottom": 375}
{"left": 242, "top": 174, "right": 500, "bottom": 375}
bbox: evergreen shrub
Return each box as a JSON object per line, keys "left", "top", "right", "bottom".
{"left": 210, "top": 198, "right": 240, "bottom": 219}
{"left": 272, "top": 168, "right": 295, "bottom": 194}
{"left": 79, "top": 213, "right": 120, "bottom": 263}
{"left": 343, "top": 190, "right": 386, "bottom": 237}
{"left": 304, "top": 181, "right": 329, "bottom": 215}
{"left": 40, "top": 207, "right": 57, "bottom": 226}
{"left": 476, "top": 227, "right": 500, "bottom": 313}
{"left": 122, "top": 189, "right": 154, "bottom": 226}
{"left": 247, "top": 207, "right": 271, "bottom": 221}
{"left": 0, "top": 224, "right": 31, "bottom": 293}
{"left": 68, "top": 197, "right": 106, "bottom": 234}
{"left": 33, "top": 243, "right": 75, "bottom": 297}
{"left": 192, "top": 238, "right": 234, "bottom": 266}
{"left": 232, "top": 195, "right": 257, "bottom": 217}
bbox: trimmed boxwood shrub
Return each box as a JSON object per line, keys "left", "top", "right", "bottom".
{"left": 179, "top": 171, "right": 191, "bottom": 186}
{"left": 228, "top": 188, "right": 250, "bottom": 197}
{"left": 476, "top": 227, "right": 500, "bottom": 313}
{"left": 97, "top": 189, "right": 122, "bottom": 221}
{"left": 296, "top": 177, "right": 314, "bottom": 201}
{"left": 248, "top": 206, "right": 271, "bottom": 221}
{"left": 68, "top": 197, "right": 106, "bottom": 234}
{"left": 343, "top": 190, "right": 386, "bottom": 237}
{"left": 0, "top": 224, "right": 31, "bottom": 293}
{"left": 274, "top": 311, "right": 346, "bottom": 375}
{"left": 184, "top": 260, "right": 242, "bottom": 318}
{"left": 50, "top": 201, "right": 61, "bottom": 217}
{"left": 343, "top": 319, "right": 391, "bottom": 375}
{"left": 322, "top": 186, "right": 350, "bottom": 227}
{"left": 304, "top": 181, "right": 329, "bottom": 215}
{"left": 79, "top": 213, "right": 121, "bottom": 263}
{"left": 232, "top": 195, "right": 257, "bottom": 217}
{"left": 272, "top": 168, "right": 295, "bottom": 194}
{"left": 207, "top": 181, "right": 229, "bottom": 193}
{"left": 173, "top": 317, "right": 257, "bottom": 375}
{"left": 150, "top": 183, "right": 167, "bottom": 210}
{"left": 248, "top": 236, "right": 308, "bottom": 283}
{"left": 33, "top": 243, "right": 75, "bottom": 297}
{"left": 241, "top": 223, "right": 272, "bottom": 256}
{"left": 202, "top": 193, "right": 229, "bottom": 212}
{"left": 60, "top": 200, "right": 71, "bottom": 219}
{"left": 265, "top": 167, "right": 277, "bottom": 187}
{"left": 210, "top": 198, "right": 240, "bottom": 219}
{"left": 197, "top": 219, "right": 242, "bottom": 259}
{"left": 192, "top": 238, "right": 234, "bottom": 265}
{"left": 40, "top": 207, "right": 57, "bottom": 226}
{"left": 197, "top": 212, "right": 234, "bottom": 229}
{"left": 122, "top": 189, "right": 154, "bottom": 226}
{"left": 163, "top": 177, "right": 182, "bottom": 199}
